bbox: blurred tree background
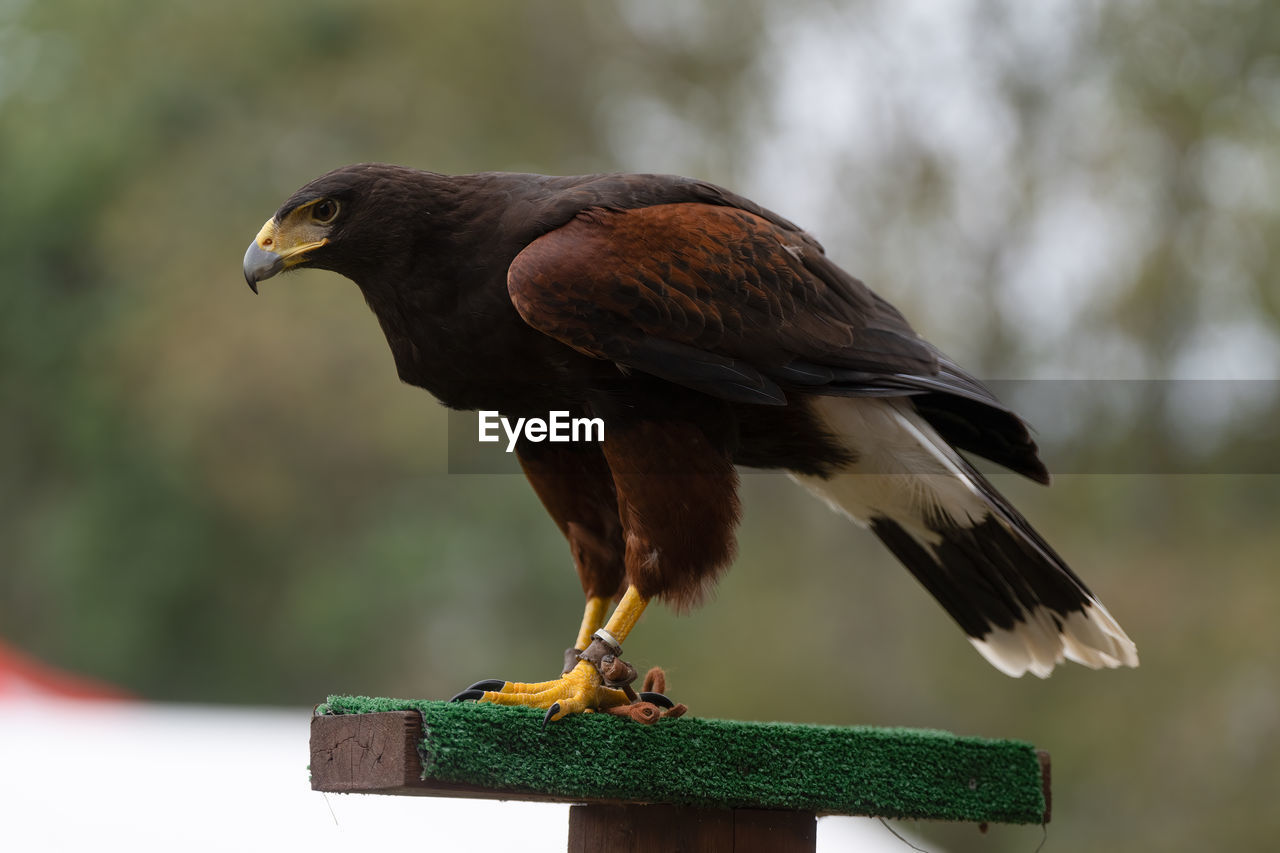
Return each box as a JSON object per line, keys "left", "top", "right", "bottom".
{"left": 2, "top": 0, "right": 1278, "bottom": 849}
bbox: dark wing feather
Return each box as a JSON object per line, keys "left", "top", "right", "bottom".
{"left": 618, "top": 336, "right": 786, "bottom": 405}
{"left": 507, "top": 200, "right": 1047, "bottom": 481}
{"left": 773, "top": 350, "right": 1049, "bottom": 483}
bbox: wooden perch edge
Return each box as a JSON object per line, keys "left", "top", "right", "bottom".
{"left": 309, "top": 709, "right": 659, "bottom": 806}
{"left": 309, "top": 698, "right": 1051, "bottom": 826}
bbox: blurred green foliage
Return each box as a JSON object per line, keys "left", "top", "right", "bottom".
{"left": 2, "top": 0, "right": 1278, "bottom": 850}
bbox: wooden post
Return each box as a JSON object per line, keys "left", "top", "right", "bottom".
{"left": 568, "top": 804, "right": 816, "bottom": 853}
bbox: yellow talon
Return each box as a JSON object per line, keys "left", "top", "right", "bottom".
{"left": 480, "top": 659, "right": 630, "bottom": 720}
{"left": 456, "top": 585, "right": 653, "bottom": 722}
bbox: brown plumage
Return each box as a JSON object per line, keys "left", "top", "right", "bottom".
{"left": 244, "top": 163, "right": 1136, "bottom": 715}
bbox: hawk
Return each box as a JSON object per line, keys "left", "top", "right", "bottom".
{"left": 243, "top": 164, "right": 1137, "bottom": 722}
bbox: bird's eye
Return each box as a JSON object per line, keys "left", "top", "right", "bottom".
{"left": 311, "top": 199, "right": 339, "bottom": 223}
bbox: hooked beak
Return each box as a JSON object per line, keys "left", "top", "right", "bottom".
{"left": 243, "top": 242, "right": 280, "bottom": 294}
{"left": 242, "top": 218, "right": 328, "bottom": 294}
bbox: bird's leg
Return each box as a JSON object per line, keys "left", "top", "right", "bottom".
{"left": 453, "top": 587, "right": 655, "bottom": 723}
{"left": 600, "top": 584, "right": 647, "bottom": 641}
{"left": 563, "top": 595, "right": 611, "bottom": 673}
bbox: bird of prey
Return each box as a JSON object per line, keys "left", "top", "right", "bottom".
{"left": 243, "top": 164, "right": 1137, "bottom": 722}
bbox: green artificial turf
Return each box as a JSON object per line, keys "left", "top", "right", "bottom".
{"left": 318, "top": 695, "right": 1048, "bottom": 824}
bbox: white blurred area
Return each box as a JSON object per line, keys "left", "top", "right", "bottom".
{"left": 1, "top": 697, "right": 924, "bottom": 852}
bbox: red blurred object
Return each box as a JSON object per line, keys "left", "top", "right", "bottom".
{"left": 0, "top": 639, "right": 132, "bottom": 700}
